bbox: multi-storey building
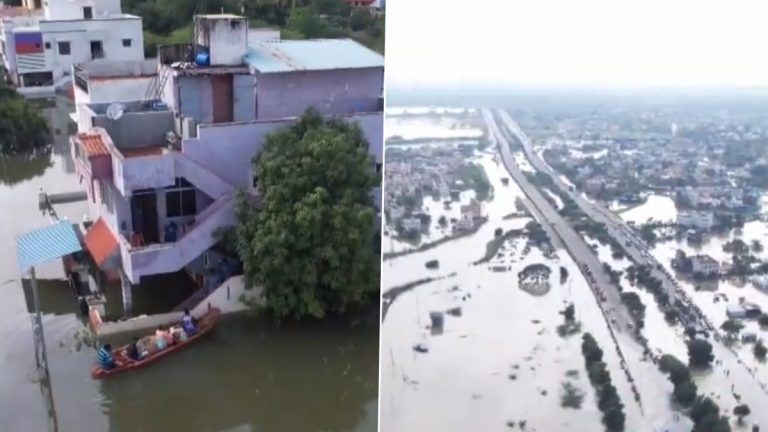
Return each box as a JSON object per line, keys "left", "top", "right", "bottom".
{"left": 70, "top": 14, "right": 383, "bottom": 313}
{"left": 0, "top": 0, "right": 143, "bottom": 94}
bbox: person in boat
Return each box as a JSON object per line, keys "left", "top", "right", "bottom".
{"left": 182, "top": 308, "right": 198, "bottom": 335}
{"left": 97, "top": 343, "right": 122, "bottom": 370}
{"left": 155, "top": 325, "right": 173, "bottom": 350}
{"left": 124, "top": 337, "right": 146, "bottom": 361}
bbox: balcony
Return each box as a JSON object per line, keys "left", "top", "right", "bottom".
{"left": 119, "top": 191, "right": 236, "bottom": 283}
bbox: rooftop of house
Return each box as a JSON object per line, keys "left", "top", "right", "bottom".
{"left": 74, "top": 59, "right": 157, "bottom": 80}
{"left": 244, "top": 38, "right": 384, "bottom": 74}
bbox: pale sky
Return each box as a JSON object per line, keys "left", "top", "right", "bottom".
{"left": 385, "top": 0, "right": 768, "bottom": 88}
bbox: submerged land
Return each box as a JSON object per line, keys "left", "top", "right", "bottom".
{"left": 380, "top": 93, "right": 768, "bottom": 432}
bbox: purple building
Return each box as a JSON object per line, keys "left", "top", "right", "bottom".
{"left": 71, "top": 14, "right": 383, "bottom": 313}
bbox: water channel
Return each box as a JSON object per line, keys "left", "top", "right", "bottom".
{"left": 0, "top": 97, "right": 378, "bottom": 432}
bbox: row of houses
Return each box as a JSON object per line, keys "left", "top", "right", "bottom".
{"left": 27, "top": 7, "right": 383, "bottom": 314}
{"left": 0, "top": 0, "right": 384, "bottom": 95}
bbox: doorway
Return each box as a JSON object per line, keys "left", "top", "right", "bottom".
{"left": 211, "top": 74, "right": 233, "bottom": 123}
{"left": 131, "top": 191, "right": 159, "bottom": 244}
{"left": 90, "top": 40, "right": 103, "bottom": 59}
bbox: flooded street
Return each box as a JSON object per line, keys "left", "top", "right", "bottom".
{"left": 380, "top": 117, "right": 683, "bottom": 431}
{"left": 0, "top": 97, "right": 378, "bottom": 432}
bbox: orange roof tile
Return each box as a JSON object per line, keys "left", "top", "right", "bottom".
{"left": 78, "top": 132, "right": 110, "bottom": 157}
{"left": 84, "top": 218, "right": 119, "bottom": 266}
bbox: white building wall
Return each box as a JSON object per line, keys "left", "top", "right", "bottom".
{"left": 38, "top": 18, "right": 143, "bottom": 80}
{"left": 44, "top": 0, "right": 122, "bottom": 21}
{"left": 198, "top": 16, "right": 247, "bottom": 66}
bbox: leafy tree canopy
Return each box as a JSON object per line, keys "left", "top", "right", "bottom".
{"left": 234, "top": 109, "right": 380, "bottom": 321}
{"left": 0, "top": 85, "right": 49, "bottom": 155}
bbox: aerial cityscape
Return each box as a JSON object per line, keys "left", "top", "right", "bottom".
{"left": 380, "top": 93, "right": 768, "bottom": 432}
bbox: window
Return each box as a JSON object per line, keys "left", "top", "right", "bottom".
{"left": 58, "top": 41, "right": 70, "bottom": 55}
{"left": 44, "top": 42, "right": 50, "bottom": 49}
{"left": 122, "top": 38, "right": 131, "bottom": 47}
{"left": 165, "top": 177, "right": 197, "bottom": 217}
{"left": 83, "top": 6, "right": 92, "bottom": 19}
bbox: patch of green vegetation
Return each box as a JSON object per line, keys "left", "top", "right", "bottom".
{"left": 134, "top": 0, "right": 385, "bottom": 57}
{"left": 581, "top": 333, "right": 625, "bottom": 431}
{"left": 456, "top": 163, "right": 492, "bottom": 201}
{"left": 474, "top": 229, "right": 523, "bottom": 265}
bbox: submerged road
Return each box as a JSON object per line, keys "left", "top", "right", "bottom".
{"left": 482, "top": 109, "right": 648, "bottom": 413}
{"left": 496, "top": 110, "right": 708, "bottom": 331}
{"left": 496, "top": 109, "right": 768, "bottom": 419}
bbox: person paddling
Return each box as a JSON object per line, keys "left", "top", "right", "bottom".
{"left": 97, "top": 344, "right": 122, "bottom": 371}
{"left": 182, "top": 308, "right": 198, "bottom": 335}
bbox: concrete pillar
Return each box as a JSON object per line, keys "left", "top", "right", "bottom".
{"left": 120, "top": 271, "right": 133, "bottom": 316}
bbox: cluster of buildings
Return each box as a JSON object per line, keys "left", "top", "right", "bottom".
{"left": 676, "top": 210, "right": 715, "bottom": 230}
{"left": 538, "top": 111, "right": 765, "bottom": 224}
{"left": 0, "top": 0, "right": 143, "bottom": 95}
{"left": 385, "top": 146, "right": 467, "bottom": 217}
{"left": 385, "top": 145, "right": 482, "bottom": 236}
{"left": 14, "top": 5, "right": 383, "bottom": 315}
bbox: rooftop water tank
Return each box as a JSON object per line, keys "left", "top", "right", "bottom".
{"left": 195, "top": 52, "right": 210, "bottom": 67}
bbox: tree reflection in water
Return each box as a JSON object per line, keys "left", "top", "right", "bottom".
{"left": 0, "top": 148, "right": 53, "bottom": 186}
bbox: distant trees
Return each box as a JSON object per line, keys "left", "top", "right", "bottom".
{"left": 720, "top": 319, "right": 744, "bottom": 341}
{"left": 734, "top": 404, "right": 751, "bottom": 425}
{"left": 581, "top": 333, "right": 625, "bottom": 431}
{"left": 754, "top": 340, "right": 767, "bottom": 360}
{"left": 687, "top": 339, "right": 714, "bottom": 368}
{"left": 659, "top": 354, "right": 697, "bottom": 407}
{"left": 132, "top": 0, "right": 385, "bottom": 56}
{"left": 759, "top": 314, "right": 768, "bottom": 328}
{"left": 0, "top": 84, "right": 49, "bottom": 155}
{"left": 690, "top": 396, "right": 731, "bottom": 432}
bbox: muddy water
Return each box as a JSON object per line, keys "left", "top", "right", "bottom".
{"left": 380, "top": 145, "right": 683, "bottom": 431}
{"left": 0, "top": 98, "right": 378, "bottom": 432}
{"left": 614, "top": 192, "right": 768, "bottom": 426}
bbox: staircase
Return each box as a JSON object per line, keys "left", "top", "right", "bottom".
{"left": 174, "top": 153, "right": 234, "bottom": 199}
{"left": 123, "top": 192, "right": 236, "bottom": 283}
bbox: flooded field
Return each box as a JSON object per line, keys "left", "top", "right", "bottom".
{"left": 386, "top": 116, "right": 483, "bottom": 141}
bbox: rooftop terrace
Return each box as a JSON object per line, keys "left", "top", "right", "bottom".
{"left": 245, "top": 38, "right": 384, "bottom": 73}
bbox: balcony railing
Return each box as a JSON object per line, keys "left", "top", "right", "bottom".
{"left": 158, "top": 43, "right": 194, "bottom": 65}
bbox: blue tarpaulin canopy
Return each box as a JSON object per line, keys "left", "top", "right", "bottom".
{"left": 16, "top": 221, "right": 82, "bottom": 272}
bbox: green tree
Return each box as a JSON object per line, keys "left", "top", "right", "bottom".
{"left": 759, "top": 314, "right": 768, "bottom": 327}
{"left": 754, "top": 340, "right": 767, "bottom": 360}
{"left": 673, "top": 380, "right": 697, "bottom": 407}
{"left": 581, "top": 333, "right": 604, "bottom": 364}
{"left": 687, "top": 339, "right": 714, "bottom": 367}
{"left": 734, "top": 404, "right": 751, "bottom": 425}
{"left": 690, "top": 396, "right": 720, "bottom": 424}
{"left": 659, "top": 354, "right": 691, "bottom": 386}
{"left": 234, "top": 109, "right": 380, "bottom": 320}
{"left": 0, "top": 85, "right": 49, "bottom": 155}
{"left": 720, "top": 319, "right": 744, "bottom": 341}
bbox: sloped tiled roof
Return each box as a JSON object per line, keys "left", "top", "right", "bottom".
{"left": 77, "top": 132, "right": 110, "bottom": 157}
{"left": 84, "top": 218, "right": 119, "bottom": 266}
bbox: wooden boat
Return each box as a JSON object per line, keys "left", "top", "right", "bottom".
{"left": 91, "top": 307, "right": 221, "bottom": 379}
